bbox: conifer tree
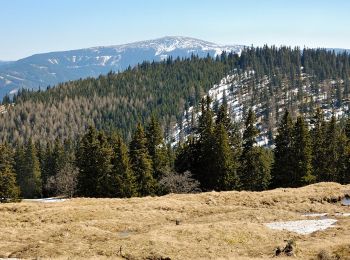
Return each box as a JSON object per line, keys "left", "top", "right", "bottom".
{"left": 319, "top": 116, "right": 340, "bottom": 182}
{"left": 194, "top": 96, "right": 216, "bottom": 190}
{"left": 94, "top": 131, "right": 114, "bottom": 197}
{"left": 272, "top": 110, "right": 294, "bottom": 187}
{"left": 292, "top": 116, "right": 315, "bottom": 186}
{"left": 110, "top": 133, "right": 137, "bottom": 197}
{"left": 311, "top": 108, "right": 327, "bottom": 181}
{"left": 129, "top": 123, "right": 156, "bottom": 196}
{"left": 239, "top": 109, "right": 271, "bottom": 190}
{"left": 52, "top": 138, "right": 66, "bottom": 177}
{"left": 343, "top": 117, "right": 350, "bottom": 183}
{"left": 336, "top": 128, "right": 350, "bottom": 184}
{"left": 145, "top": 115, "right": 169, "bottom": 181}
{"left": 0, "top": 144, "right": 20, "bottom": 202}
{"left": 213, "top": 123, "right": 240, "bottom": 190}
{"left": 17, "top": 139, "right": 41, "bottom": 198}
{"left": 41, "top": 143, "right": 54, "bottom": 197}
{"left": 76, "top": 126, "right": 105, "bottom": 197}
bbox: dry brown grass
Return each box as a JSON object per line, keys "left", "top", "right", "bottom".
{"left": 1, "top": 182, "right": 350, "bottom": 259}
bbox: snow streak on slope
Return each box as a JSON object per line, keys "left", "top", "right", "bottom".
{"left": 169, "top": 70, "right": 350, "bottom": 148}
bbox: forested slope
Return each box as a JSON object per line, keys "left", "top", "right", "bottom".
{"left": 0, "top": 46, "right": 349, "bottom": 146}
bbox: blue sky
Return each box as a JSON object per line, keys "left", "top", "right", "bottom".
{"left": 1, "top": 0, "right": 349, "bottom": 60}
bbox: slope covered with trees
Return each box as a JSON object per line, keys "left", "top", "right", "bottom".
{"left": 1, "top": 46, "right": 349, "bottom": 146}
{"left": 0, "top": 46, "right": 350, "bottom": 199}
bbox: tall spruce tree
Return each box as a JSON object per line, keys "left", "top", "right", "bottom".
{"left": 41, "top": 143, "right": 54, "bottom": 197}
{"left": 0, "top": 144, "right": 20, "bottom": 202}
{"left": 145, "top": 115, "right": 169, "bottom": 181}
{"left": 342, "top": 117, "right": 350, "bottom": 183}
{"left": 292, "top": 116, "right": 315, "bottom": 186}
{"left": 213, "top": 123, "right": 240, "bottom": 190}
{"left": 76, "top": 126, "right": 111, "bottom": 197}
{"left": 195, "top": 96, "right": 216, "bottom": 190}
{"left": 272, "top": 110, "right": 294, "bottom": 187}
{"left": 319, "top": 116, "right": 340, "bottom": 182}
{"left": 336, "top": 128, "right": 350, "bottom": 184}
{"left": 239, "top": 109, "right": 271, "bottom": 191}
{"left": 95, "top": 131, "right": 114, "bottom": 197}
{"left": 17, "top": 139, "right": 42, "bottom": 198}
{"left": 110, "top": 133, "right": 137, "bottom": 197}
{"left": 311, "top": 108, "right": 327, "bottom": 182}
{"left": 129, "top": 123, "right": 156, "bottom": 196}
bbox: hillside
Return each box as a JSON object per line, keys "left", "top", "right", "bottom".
{"left": 0, "top": 36, "right": 243, "bottom": 99}
{"left": 1, "top": 183, "right": 350, "bottom": 259}
{"left": 1, "top": 46, "right": 349, "bottom": 146}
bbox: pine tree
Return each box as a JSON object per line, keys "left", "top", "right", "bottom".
{"left": 94, "top": 131, "right": 114, "bottom": 197}
{"left": 213, "top": 123, "right": 240, "bottom": 190}
{"left": 52, "top": 138, "right": 66, "bottom": 177}
{"left": 194, "top": 96, "right": 216, "bottom": 190}
{"left": 292, "top": 116, "right": 315, "bottom": 186}
{"left": 145, "top": 115, "right": 169, "bottom": 181}
{"left": 129, "top": 123, "right": 156, "bottom": 196}
{"left": 76, "top": 126, "right": 100, "bottom": 197}
{"left": 319, "top": 116, "right": 340, "bottom": 182}
{"left": 336, "top": 129, "right": 350, "bottom": 184}
{"left": 18, "top": 139, "right": 41, "bottom": 198}
{"left": 272, "top": 110, "right": 294, "bottom": 187}
{"left": 239, "top": 109, "right": 271, "bottom": 190}
{"left": 110, "top": 133, "right": 137, "bottom": 197}
{"left": 0, "top": 144, "right": 20, "bottom": 202}
{"left": 41, "top": 143, "right": 54, "bottom": 197}
{"left": 311, "top": 108, "right": 327, "bottom": 182}
{"left": 343, "top": 117, "right": 350, "bottom": 183}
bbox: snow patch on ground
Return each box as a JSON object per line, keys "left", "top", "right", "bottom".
{"left": 301, "top": 213, "right": 328, "bottom": 217}
{"left": 23, "top": 198, "right": 67, "bottom": 203}
{"left": 335, "top": 213, "right": 350, "bottom": 217}
{"left": 265, "top": 219, "right": 337, "bottom": 235}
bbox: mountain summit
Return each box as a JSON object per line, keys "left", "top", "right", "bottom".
{"left": 0, "top": 36, "right": 244, "bottom": 98}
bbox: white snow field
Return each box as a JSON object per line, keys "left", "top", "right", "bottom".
{"left": 265, "top": 219, "right": 337, "bottom": 235}
{"left": 23, "top": 198, "right": 67, "bottom": 203}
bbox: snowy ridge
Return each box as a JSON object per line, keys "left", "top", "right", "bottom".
{"left": 0, "top": 36, "right": 244, "bottom": 98}
{"left": 90, "top": 36, "right": 243, "bottom": 56}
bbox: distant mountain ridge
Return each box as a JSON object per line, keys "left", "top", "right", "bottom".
{"left": 0, "top": 36, "right": 244, "bottom": 98}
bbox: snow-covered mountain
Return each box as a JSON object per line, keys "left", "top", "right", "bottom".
{"left": 0, "top": 36, "right": 244, "bottom": 98}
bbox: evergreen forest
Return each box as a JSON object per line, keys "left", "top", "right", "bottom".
{"left": 1, "top": 46, "right": 350, "bottom": 200}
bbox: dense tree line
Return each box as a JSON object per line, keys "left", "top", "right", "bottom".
{"left": 1, "top": 46, "right": 350, "bottom": 200}
{"left": 1, "top": 105, "right": 350, "bottom": 201}
{"left": 1, "top": 47, "right": 350, "bottom": 147}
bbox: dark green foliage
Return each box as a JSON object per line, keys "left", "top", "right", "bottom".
{"left": 1, "top": 55, "right": 240, "bottom": 145}
{"left": 16, "top": 139, "right": 42, "bottom": 198}
{"left": 145, "top": 115, "right": 169, "bottom": 181}
{"left": 319, "top": 116, "right": 341, "bottom": 182}
{"left": 240, "top": 109, "right": 271, "bottom": 191}
{"left": 194, "top": 96, "right": 216, "bottom": 190}
{"left": 213, "top": 123, "right": 240, "bottom": 190}
{"left": 129, "top": 123, "right": 156, "bottom": 196}
{"left": 272, "top": 110, "right": 294, "bottom": 187}
{"left": 1, "top": 47, "right": 350, "bottom": 199}
{"left": 311, "top": 108, "right": 327, "bottom": 182}
{"left": 292, "top": 116, "right": 315, "bottom": 186}
{"left": 0, "top": 144, "right": 20, "bottom": 202}
{"left": 110, "top": 133, "right": 137, "bottom": 198}
{"left": 76, "top": 126, "right": 113, "bottom": 197}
